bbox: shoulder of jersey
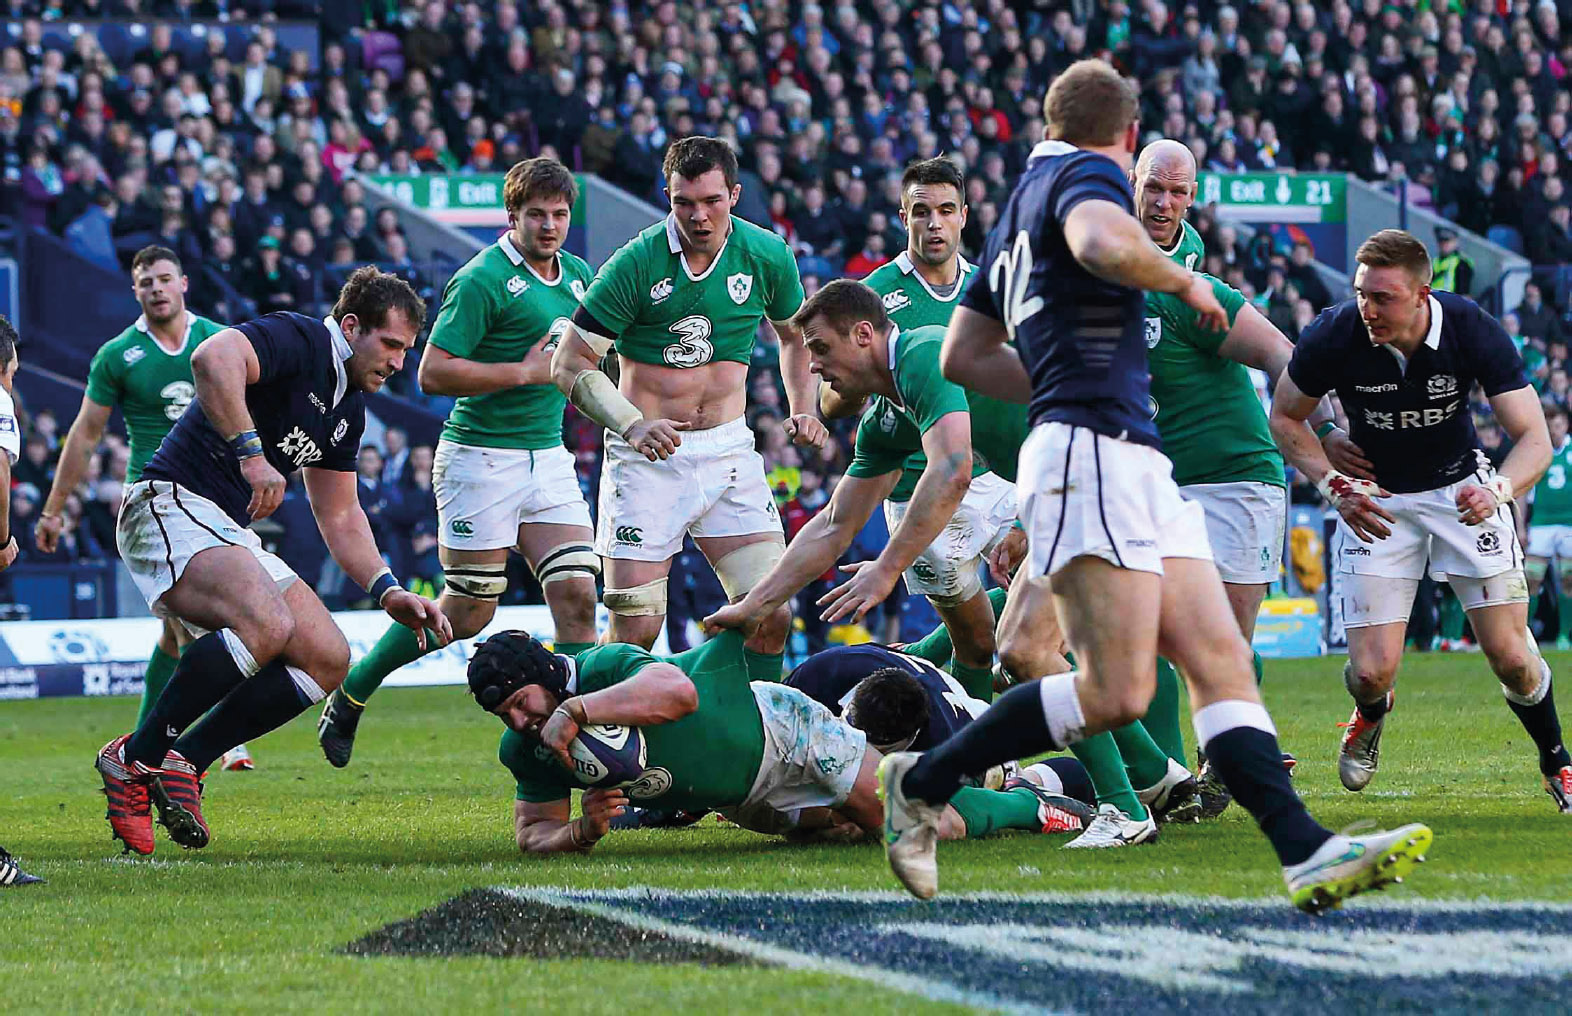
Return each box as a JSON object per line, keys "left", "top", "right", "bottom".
{"left": 861, "top": 259, "right": 902, "bottom": 288}
{"left": 562, "top": 249, "right": 595, "bottom": 278}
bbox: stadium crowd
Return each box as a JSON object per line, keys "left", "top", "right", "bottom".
{"left": 5, "top": 0, "right": 1572, "bottom": 640}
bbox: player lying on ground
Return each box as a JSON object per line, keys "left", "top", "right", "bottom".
{"left": 320, "top": 158, "right": 600, "bottom": 767}
{"left": 469, "top": 629, "right": 1093, "bottom": 851}
{"left": 551, "top": 135, "right": 825, "bottom": 656}
{"left": 878, "top": 60, "right": 1431, "bottom": 912}
{"left": 36, "top": 246, "right": 255, "bottom": 771}
{"left": 1269, "top": 228, "right": 1571, "bottom": 813}
{"left": 95, "top": 269, "right": 452, "bottom": 855}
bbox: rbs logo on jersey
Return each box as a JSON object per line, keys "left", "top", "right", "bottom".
{"left": 1363, "top": 401, "right": 1461, "bottom": 431}
{"left": 278, "top": 427, "right": 324, "bottom": 467}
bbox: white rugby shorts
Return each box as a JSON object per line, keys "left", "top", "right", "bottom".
{"left": 1018, "top": 422, "right": 1212, "bottom": 577}
{"left": 1180, "top": 481, "right": 1287, "bottom": 585}
{"left": 1527, "top": 524, "right": 1572, "bottom": 561}
{"left": 117, "top": 479, "right": 297, "bottom": 633}
{"left": 595, "top": 416, "right": 782, "bottom": 561}
{"left": 720, "top": 681, "right": 869, "bottom": 835}
{"left": 884, "top": 469, "right": 1017, "bottom": 600}
{"left": 433, "top": 440, "right": 592, "bottom": 550}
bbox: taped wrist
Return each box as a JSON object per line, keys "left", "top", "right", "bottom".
{"left": 1486, "top": 475, "right": 1514, "bottom": 505}
{"left": 229, "top": 428, "right": 264, "bottom": 460}
{"left": 1316, "top": 470, "right": 1380, "bottom": 508}
{"left": 570, "top": 369, "right": 642, "bottom": 438}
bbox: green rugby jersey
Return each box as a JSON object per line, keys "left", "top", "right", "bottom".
{"left": 429, "top": 236, "right": 594, "bottom": 450}
{"left": 1157, "top": 218, "right": 1206, "bottom": 270}
{"left": 579, "top": 214, "right": 803, "bottom": 368}
{"left": 85, "top": 311, "right": 226, "bottom": 482}
{"left": 1533, "top": 437, "right": 1572, "bottom": 526}
{"left": 500, "top": 633, "right": 766, "bottom": 812}
{"left": 862, "top": 252, "right": 977, "bottom": 502}
{"left": 846, "top": 324, "right": 1026, "bottom": 486}
{"left": 1144, "top": 275, "right": 1285, "bottom": 488}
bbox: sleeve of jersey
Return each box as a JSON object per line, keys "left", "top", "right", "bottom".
{"left": 241, "top": 316, "right": 310, "bottom": 384}
{"left": 1471, "top": 304, "right": 1532, "bottom": 396}
{"left": 1187, "top": 276, "right": 1249, "bottom": 355}
{"left": 427, "top": 273, "right": 490, "bottom": 358}
{"left": 957, "top": 254, "right": 1000, "bottom": 319}
{"left": 1284, "top": 309, "right": 1339, "bottom": 399}
{"left": 1052, "top": 158, "right": 1135, "bottom": 222}
{"left": 0, "top": 388, "right": 18, "bottom": 464}
{"left": 84, "top": 343, "right": 122, "bottom": 407}
{"left": 320, "top": 408, "right": 365, "bottom": 472}
{"left": 846, "top": 411, "right": 909, "bottom": 479}
{"left": 576, "top": 643, "right": 660, "bottom": 693}
{"left": 764, "top": 238, "right": 806, "bottom": 321}
{"left": 576, "top": 240, "right": 643, "bottom": 340}
{"left": 901, "top": 339, "right": 971, "bottom": 431}
{"left": 499, "top": 729, "right": 573, "bottom": 803}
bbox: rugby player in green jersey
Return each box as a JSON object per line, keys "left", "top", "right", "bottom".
{"left": 1525, "top": 403, "right": 1572, "bottom": 649}
{"left": 318, "top": 159, "right": 600, "bottom": 767}
{"left": 829, "top": 158, "right": 1014, "bottom": 701}
{"left": 35, "top": 247, "right": 252, "bottom": 769}
{"left": 551, "top": 137, "right": 827, "bottom": 658}
{"left": 472, "top": 629, "right": 1093, "bottom": 852}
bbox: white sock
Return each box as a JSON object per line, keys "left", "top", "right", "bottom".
{"left": 1192, "top": 699, "right": 1277, "bottom": 753}
{"left": 1037, "top": 672, "right": 1087, "bottom": 747}
{"left": 288, "top": 665, "right": 328, "bottom": 704}
{"left": 1503, "top": 661, "right": 1551, "bottom": 707}
{"left": 1025, "top": 761, "right": 1065, "bottom": 796}
{"left": 218, "top": 628, "right": 261, "bottom": 678}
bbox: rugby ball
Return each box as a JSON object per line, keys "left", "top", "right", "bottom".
{"left": 566, "top": 724, "right": 648, "bottom": 788}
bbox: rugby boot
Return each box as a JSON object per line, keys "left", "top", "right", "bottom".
{"left": 318, "top": 688, "right": 364, "bottom": 768}
{"left": 95, "top": 734, "right": 156, "bottom": 855}
{"left": 1545, "top": 764, "right": 1572, "bottom": 814}
{"left": 0, "top": 846, "right": 43, "bottom": 886}
{"left": 1064, "top": 804, "right": 1159, "bottom": 848}
{"left": 1284, "top": 823, "right": 1433, "bottom": 915}
{"left": 150, "top": 750, "right": 210, "bottom": 849}
{"left": 1338, "top": 690, "right": 1393, "bottom": 791}
{"left": 876, "top": 752, "right": 945, "bottom": 899}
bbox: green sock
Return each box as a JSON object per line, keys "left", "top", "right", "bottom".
{"left": 1440, "top": 590, "right": 1465, "bottom": 639}
{"left": 952, "top": 660, "right": 994, "bottom": 703}
{"left": 902, "top": 588, "right": 1009, "bottom": 666}
{"left": 743, "top": 647, "right": 785, "bottom": 683}
{"left": 1068, "top": 732, "right": 1149, "bottom": 821}
{"left": 1252, "top": 651, "right": 1265, "bottom": 686}
{"left": 1558, "top": 589, "right": 1572, "bottom": 641}
{"left": 1144, "top": 657, "right": 1187, "bottom": 764}
{"left": 554, "top": 641, "right": 595, "bottom": 656}
{"left": 136, "top": 645, "right": 180, "bottom": 728}
{"left": 341, "top": 623, "right": 430, "bottom": 705}
{"left": 1112, "top": 721, "right": 1171, "bottom": 792}
{"left": 949, "top": 786, "right": 1043, "bottom": 837}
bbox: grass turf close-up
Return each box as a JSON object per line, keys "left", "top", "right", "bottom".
{"left": 2, "top": 650, "right": 1570, "bottom": 1013}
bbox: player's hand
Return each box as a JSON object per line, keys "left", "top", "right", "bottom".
{"left": 623, "top": 418, "right": 691, "bottom": 461}
{"left": 241, "top": 454, "right": 287, "bottom": 520}
{"left": 1318, "top": 470, "right": 1394, "bottom": 542}
{"left": 1322, "top": 428, "right": 1376, "bottom": 481}
{"left": 702, "top": 597, "right": 767, "bottom": 638}
{"left": 539, "top": 699, "right": 583, "bottom": 772}
{"left": 1456, "top": 482, "right": 1508, "bottom": 526}
{"left": 578, "top": 788, "right": 630, "bottom": 841}
{"left": 382, "top": 589, "right": 453, "bottom": 651}
{"left": 517, "top": 334, "right": 558, "bottom": 385}
{"left": 818, "top": 560, "right": 900, "bottom": 624}
{"left": 783, "top": 413, "right": 828, "bottom": 450}
{"left": 33, "top": 513, "right": 63, "bottom": 554}
{"left": 1180, "top": 273, "right": 1228, "bottom": 332}
{"left": 0, "top": 536, "right": 18, "bottom": 573}
{"left": 988, "top": 525, "right": 1027, "bottom": 588}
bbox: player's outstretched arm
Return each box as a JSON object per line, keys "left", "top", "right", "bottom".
{"left": 418, "top": 340, "right": 554, "bottom": 395}
{"left": 821, "top": 414, "right": 973, "bottom": 624}
{"left": 940, "top": 306, "right": 1031, "bottom": 403}
{"left": 773, "top": 317, "right": 828, "bottom": 449}
{"left": 537, "top": 661, "right": 699, "bottom": 772}
{"left": 1459, "top": 386, "right": 1554, "bottom": 525}
{"left": 37, "top": 394, "right": 112, "bottom": 552}
{"left": 302, "top": 467, "right": 453, "bottom": 649}
{"left": 515, "top": 792, "right": 629, "bottom": 854}
{"left": 705, "top": 471, "right": 899, "bottom": 635}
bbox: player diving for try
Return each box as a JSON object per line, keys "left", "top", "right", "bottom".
{"left": 95, "top": 269, "right": 452, "bottom": 855}
{"left": 550, "top": 136, "right": 826, "bottom": 657}
{"left": 319, "top": 158, "right": 600, "bottom": 767}
{"left": 470, "top": 628, "right": 1094, "bottom": 853}
{"left": 35, "top": 246, "right": 259, "bottom": 771}
{"left": 879, "top": 60, "right": 1431, "bottom": 910}
{"left": 1269, "top": 228, "right": 1571, "bottom": 812}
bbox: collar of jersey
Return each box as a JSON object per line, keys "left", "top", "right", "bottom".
{"left": 557, "top": 654, "right": 579, "bottom": 695}
{"left": 666, "top": 213, "right": 733, "bottom": 282}
{"left": 883, "top": 323, "right": 907, "bottom": 408}
{"left": 133, "top": 310, "right": 194, "bottom": 356}
{"left": 323, "top": 314, "right": 353, "bottom": 408}
{"left": 497, "top": 233, "right": 564, "bottom": 287}
{"left": 1154, "top": 221, "right": 1190, "bottom": 258}
{"left": 1374, "top": 294, "right": 1443, "bottom": 352}
{"left": 1027, "top": 139, "right": 1078, "bottom": 164}
{"left": 894, "top": 251, "right": 972, "bottom": 302}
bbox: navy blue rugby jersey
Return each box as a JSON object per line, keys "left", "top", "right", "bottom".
{"left": 142, "top": 312, "right": 366, "bottom": 524}
{"left": 961, "top": 140, "right": 1157, "bottom": 447}
{"left": 784, "top": 644, "right": 976, "bottom": 751}
{"left": 1287, "top": 292, "right": 1527, "bottom": 493}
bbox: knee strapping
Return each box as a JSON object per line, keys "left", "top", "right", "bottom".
{"left": 926, "top": 562, "right": 983, "bottom": 608}
{"left": 714, "top": 538, "right": 784, "bottom": 601}
{"left": 533, "top": 541, "right": 601, "bottom": 587}
{"left": 604, "top": 577, "right": 669, "bottom": 616}
{"left": 444, "top": 561, "right": 508, "bottom": 601}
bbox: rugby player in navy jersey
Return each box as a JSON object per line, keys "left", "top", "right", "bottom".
{"left": 1270, "top": 229, "right": 1571, "bottom": 813}
{"left": 873, "top": 59, "right": 1432, "bottom": 912}
{"left": 95, "top": 267, "right": 453, "bottom": 855}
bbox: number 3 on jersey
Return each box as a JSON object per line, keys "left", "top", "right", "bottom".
{"left": 989, "top": 230, "right": 1044, "bottom": 340}
{"left": 665, "top": 315, "right": 715, "bottom": 367}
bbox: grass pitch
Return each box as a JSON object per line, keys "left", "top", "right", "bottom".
{"left": 3, "top": 651, "right": 1570, "bottom": 1013}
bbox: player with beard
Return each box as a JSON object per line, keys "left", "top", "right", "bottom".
{"left": 34, "top": 247, "right": 258, "bottom": 771}
{"left": 319, "top": 159, "right": 599, "bottom": 767}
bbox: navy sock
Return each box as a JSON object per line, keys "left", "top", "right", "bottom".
{"left": 1204, "top": 726, "right": 1332, "bottom": 866}
{"left": 1356, "top": 695, "right": 1390, "bottom": 724}
{"left": 902, "top": 681, "right": 1056, "bottom": 805}
{"left": 125, "top": 631, "right": 251, "bottom": 768}
{"left": 1041, "top": 756, "right": 1096, "bottom": 808}
{"left": 1506, "top": 676, "right": 1572, "bottom": 777}
{"left": 171, "top": 662, "right": 313, "bottom": 774}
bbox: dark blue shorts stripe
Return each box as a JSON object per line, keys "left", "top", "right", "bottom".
{"left": 1044, "top": 427, "right": 1076, "bottom": 575}
{"left": 1092, "top": 434, "right": 1124, "bottom": 568}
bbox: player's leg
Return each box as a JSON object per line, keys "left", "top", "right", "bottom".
{"left": 695, "top": 530, "right": 791, "bottom": 660}
{"left": 135, "top": 618, "right": 186, "bottom": 729}
{"left": 516, "top": 519, "right": 599, "bottom": 654}
{"left": 1554, "top": 533, "right": 1572, "bottom": 647}
{"left": 601, "top": 556, "right": 677, "bottom": 649}
{"left": 927, "top": 590, "right": 997, "bottom": 701}
{"left": 595, "top": 432, "right": 694, "bottom": 649}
